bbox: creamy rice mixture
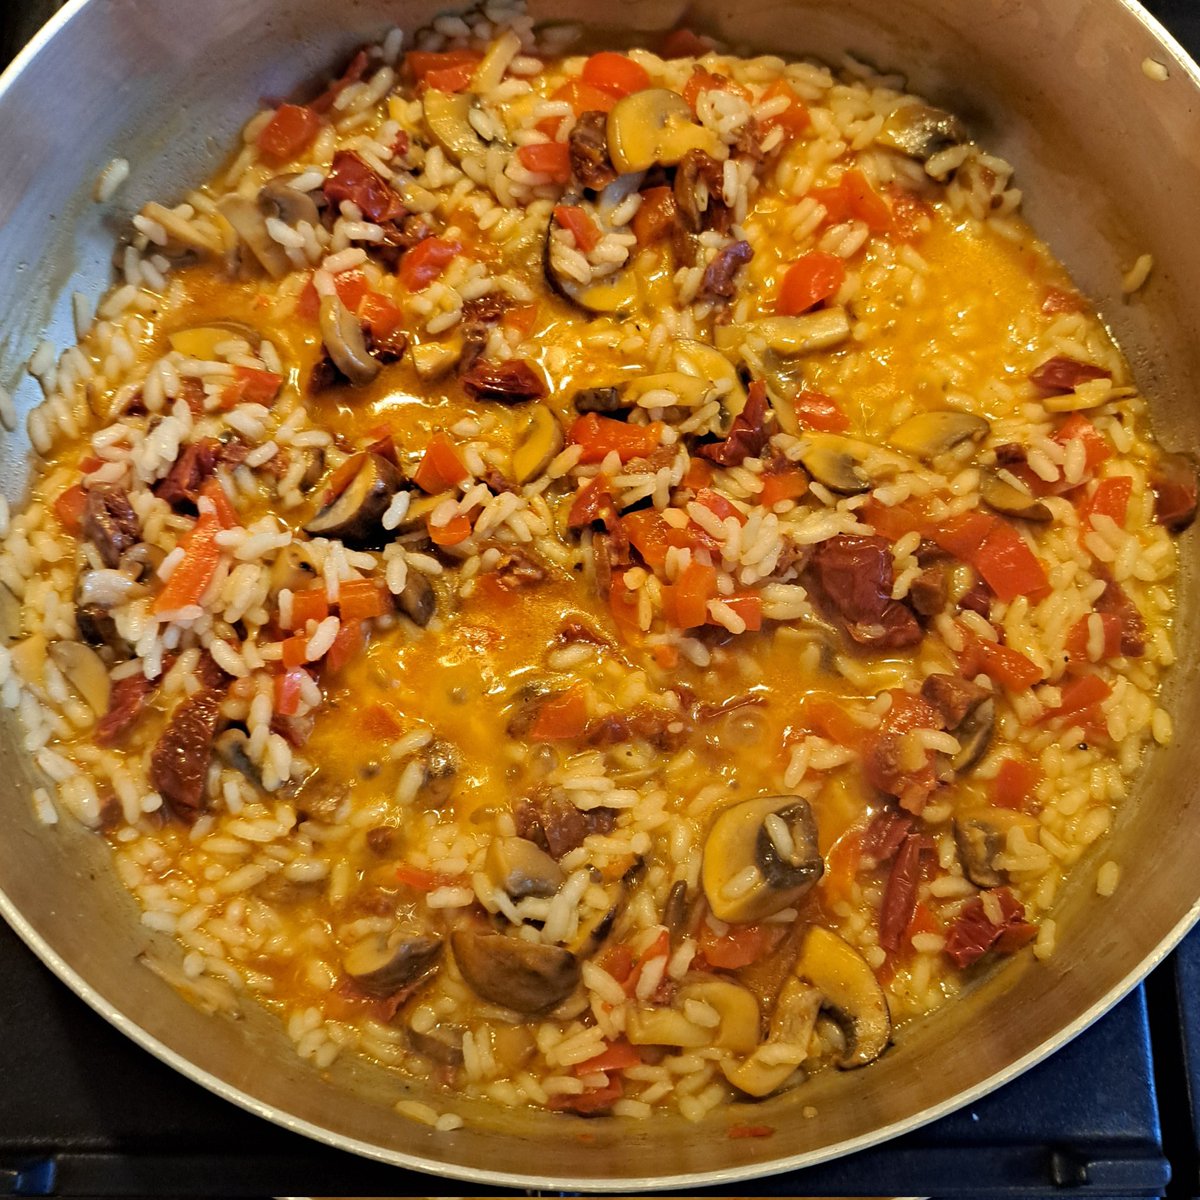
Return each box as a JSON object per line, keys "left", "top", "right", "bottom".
{"left": 1, "top": 1, "right": 1195, "bottom": 1126}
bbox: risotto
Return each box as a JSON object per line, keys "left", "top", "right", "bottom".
{"left": 2, "top": 1, "right": 1196, "bottom": 1126}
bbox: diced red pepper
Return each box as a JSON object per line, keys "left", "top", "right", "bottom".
{"left": 152, "top": 510, "right": 222, "bottom": 614}
{"left": 1053, "top": 413, "right": 1112, "bottom": 472}
{"left": 568, "top": 475, "right": 618, "bottom": 529}
{"left": 395, "top": 863, "right": 466, "bottom": 891}
{"left": 274, "top": 667, "right": 308, "bottom": 717}
{"left": 759, "top": 79, "right": 810, "bottom": 139}
{"left": 429, "top": 512, "right": 473, "bottom": 546}
{"left": 992, "top": 756, "right": 1042, "bottom": 810}
{"left": 325, "top": 618, "right": 365, "bottom": 673}
{"left": 840, "top": 169, "right": 893, "bottom": 233}
{"left": 405, "top": 50, "right": 483, "bottom": 89}
{"left": 1065, "top": 613, "right": 1124, "bottom": 664}
{"left": 53, "top": 484, "right": 87, "bottom": 535}
{"left": 931, "top": 513, "right": 1047, "bottom": 603}
{"left": 257, "top": 104, "right": 321, "bottom": 162}
{"left": 548, "top": 1078, "right": 624, "bottom": 1114}
{"left": 554, "top": 204, "right": 601, "bottom": 252}
{"left": 529, "top": 687, "right": 589, "bottom": 741}
{"left": 790, "top": 388, "right": 849, "bottom": 433}
{"left": 569, "top": 413, "right": 662, "bottom": 464}
{"left": 682, "top": 65, "right": 750, "bottom": 112}
{"left": 518, "top": 141, "right": 572, "bottom": 184}
{"left": 887, "top": 186, "right": 934, "bottom": 242}
{"left": 219, "top": 365, "right": 282, "bottom": 410}
{"left": 399, "top": 237, "right": 462, "bottom": 291}
{"left": 777, "top": 250, "right": 846, "bottom": 315}
{"left": 413, "top": 433, "right": 469, "bottom": 493}
{"left": 574, "top": 1040, "right": 642, "bottom": 1075}
{"left": 759, "top": 470, "right": 809, "bottom": 507}
{"left": 286, "top": 588, "right": 330, "bottom": 630}
{"left": 581, "top": 52, "right": 650, "bottom": 97}
{"left": 698, "top": 921, "right": 777, "bottom": 969}
{"left": 338, "top": 578, "right": 390, "bottom": 621}
{"left": 964, "top": 631, "right": 1043, "bottom": 691}
{"left": 358, "top": 291, "right": 403, "bottom": 339}
{"left": 631, "top": 186, "right": 678, "bottom": 245}
{"left": 424, "top": 61, "right": 478, "bottom": 92}
{"left": 660, "top": 560, "right": 717, "bottom": 629}
{"left": 1077, "top": 475, "right": 1132, "bottom": 532}
{"left": 1045, "top": 672, "right": 1112, "bottom": 723}
{"left": 198, "top": 478, "right": 238, "bottom": 529}
{"left": 709, "top": 592, "right": 763, "bottom": 632}
{"left": 538, "top": 80, "right": 620, "bottom": 136}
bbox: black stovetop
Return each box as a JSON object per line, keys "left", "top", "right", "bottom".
{"left": 3, "top": 1, "right": 1200, "bottom": 1196}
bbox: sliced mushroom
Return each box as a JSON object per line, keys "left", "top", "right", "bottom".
{"left": 795, "top": 433, "right": 871, "bottom": 494}
{"left": 792, "top": 925, "right": 890, "bottom": 1068}
{"left": 451, "top": 929, "right": 579, "bottom": 1014}
{"left": 606, "top": 88, "right": 718, "bottom": 174}
{"left": 216, "top": 194, "right": 291, "bottom": 278}
{"left": 424, "top": 90, "right": 488, "bottom": 164}
{"left": 343, "top": 931, "right": 443, "bottom": 998}
{"left": 954, "top": 817, "right": 1005, "bottom": 888}
{"left": 673, "top": 339, "right": 747, "bottom": 435}
{"left": 298, "top": 447, "right": 326, "bottom": 493}
{"left": 544, "top": 204, "right": 638, "bottom": 316}
{"left": 626, "top": 1005, "right": 713, "bottom": 1048}
{"left": 168, "top": 321, "right": 262, "bottom": 360}
{"left": 118, "top": 542, "right": 166, "bottom": 583}
{"left": 663, "top": 879, "right": 690, "bottom": 939}
{"left": 876, "top": 103, "right": 967, "bottom": 164}
{"left": 677, "top": 978, "right": 760, "bottom": 1053}
{"left": 9, "top": 633, "right": 48, "bottom": 686}
{"left": 701, "top": 794, "right": 824, "bottom": 923}
{"left": 720, "top": 309, "right": 852, "bottom": 357}
{"left": 981, "top": 471, "right": 1051, "bottom": 522}
{"left": 572, "top": 386, "right": 628, "bottom": 415}
{"left": 319, "top": 293, "right": 380, "bottom": 387}
{"left": 49, "top": 641, "right": 110, "bottom": 716}
{"left": 411, "top": 337, "right": 465, "bottom": 381}
{"left": 215, "top": 728, "right": 260, "bottom": 783}
{"left": 721, "top": 975, "right": 821, "bottom": 1097}
{"left": 398, "top": 571, "right": 436, "bottom": 627}
{"left": 407, "top": 1022, "right": 466, "bottom": 1066}
{"left": 258, "top": 174, "right": 321, "bottom": 227}
{"left": 951, "top": 695, "right": 994, "bottom": 774}
{"left": 418, "top": 739, "right": 460, "bottom": 806}
{"left": 566, "top": 859, "right": 642, "bottom": 957}
{"left": 511, "top": 404, "right": 565, "bottom": 484}
{"left": 304, "top": 452, "right": 403, "bottom": 546}
{"left": 888, "top": 410, "right": 989, "bottom": 462}
{"left": 269, "top": 542, "right": 320, "bottom": 596}
{"left": 486, "top": 835, "right": 565, "bottom": 899}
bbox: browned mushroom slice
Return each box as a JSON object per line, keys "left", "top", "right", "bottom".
{"left": 795, "top": 433, "right": 871, "bottom": 494}
{"left": 572, "top": 386, "right": 629, "bottom": 415}
{"left": 876, "top": 103, "right": 968, "bottom": 164}
{"left": 888, "top": 410, "right": 989, "bottom": 462}
{"left": 486, "top": 835, "right": 565, "bottom": 899}
{"left": 407, "top": 1022, "right": 466, "bottom": 1065}
{"left": 319, "top": 293, "right": 380, "bottom": 386}
{"left": 511, "top": 404, "right": 565, "bottom": 484}
{"left": 257, "top": 175, "right": 322, "bottom": 227}
{"left": 981, "top": 471, "right": 1052, "bottom": 522}
{"left": 397, "top": 571, "right": 436, "bottom": 627}
{"left": 606, "top": 88, "right": 718, "bottom": 173}
{"left": 343, "top": 931, "right": 443, "bottom": 998}
{"left": 217, "top": 194, "right": 291, "bottom": 278}
{"left": 451, "top": 929, "right": 579, "bottom": 1014}
{"left": 954, "top": 817, "right": 1005, "bottom": 888}
{"left": 701, "top": 795, "right": 823, "bottom": 923}
{"left": 304, "top": 452, "right": 403, "bottom": 546}
{"left": 792, "top": 925, "right": 891, "bottom": 1068}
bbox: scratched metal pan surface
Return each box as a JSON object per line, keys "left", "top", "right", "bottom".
{"left": 0, "top": 0, "right": 1198, "bottom": 1189}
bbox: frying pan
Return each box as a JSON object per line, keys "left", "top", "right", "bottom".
{"left": 1, "top": 0, "right": 1198, "bottom": 1189}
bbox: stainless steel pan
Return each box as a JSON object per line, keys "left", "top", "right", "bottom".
{"left": 1, "top": 0, "right": 1198, "bottom": 1189}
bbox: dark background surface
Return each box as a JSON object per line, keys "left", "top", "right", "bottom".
{"left": 2, "top": 1, "right": 1200, "bottom": 1197}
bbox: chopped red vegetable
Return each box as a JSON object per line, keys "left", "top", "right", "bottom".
{"left": 992, "top": 756, "right": 1042, "bottom": 810}
{"left": 257, "top": 104, "right": 321, "bottom": 162}
{"left": 413, "top": 433, "right": 469, "bottom": 493}
{"left": 944, "top": 888, "right": 1036, "bottom": 968}
{"left": 274, "top": 667, "right": 308, "bottom": 717}
{"left": 399, "top": 236, "right": 462, "bottom": 291}
{"left": 338, "top": 578, "right": 391, "bottom": 622}
{"left": 698, "top": 921, "right": 778, "bottom": 969}
{"left": 323, "top": 150, "right": 405, "bottom": 224}
{"left": 529, "top": 687, "right": 589, "bottom": 741}
{"left": 518, "top": 141, "right": 572, "bottom": 184}
{"left": 574, "top": 1040, "right": 642, "bottom": 1075}
{"left": 878, "top": 832, "right": 929, "bottom": 952}
{"left": 405, "top": 50, "right": 483, "bottom": 90}
{"left": 53, "top": 484, "right": 88, "bottom": 535}
{"left": 554, "top": 204, "right": 601, "bottom": 252}
{"left": 581, "top": 52, "right": 651, "bottom": 97}
{"left": 759, "top": 469, "right": 809, "bottom": 507}
{"left": 1045, "top": 672, "right": 1112, "bottom": 723}
{"left": 661, "top": 560, "right": 718, "bottom": 629}
{"left": 791, "top": 388, "right": 850, "bottom": 432}
{"left": 569, "top": 413, "right": 663, "bottom": 464}
{"left": 1029, "top": 355, "right": 1110, "bottom": 393}
{"left": 777, "top": 250, "right": 846, "bottom": 315}
{"left": 759, "top": 79, "right": 810, "bottom": 139}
